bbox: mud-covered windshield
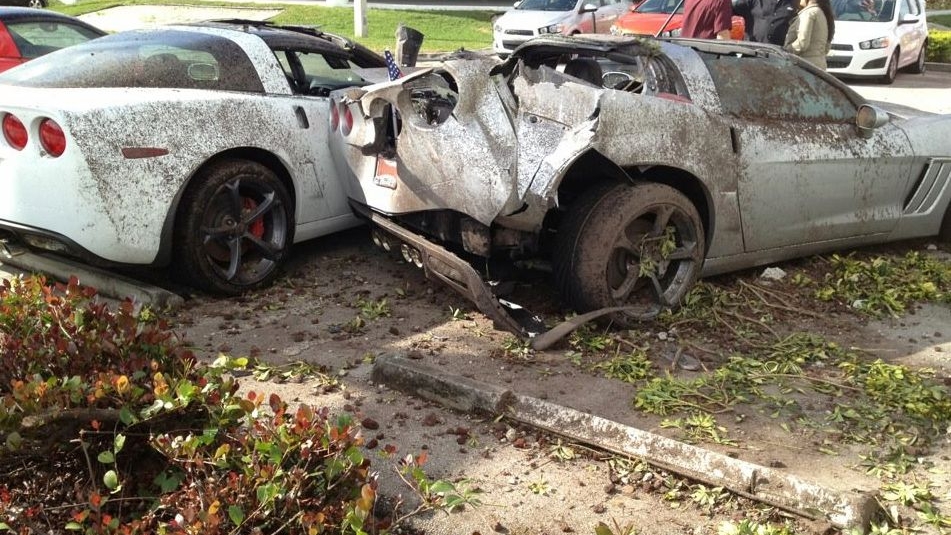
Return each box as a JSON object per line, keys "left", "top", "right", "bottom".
{"left": 0, "top": 29, "right": 264, "bottom": 92}
{"left": 516, "top": 0, "right": 579, "bottom": 11}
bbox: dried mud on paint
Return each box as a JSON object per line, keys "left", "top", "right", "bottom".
{"left": 172, "top": 231, "right": 951, "bottom": 534}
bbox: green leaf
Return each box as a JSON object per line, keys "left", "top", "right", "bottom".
{"left": 0, "top": 523, "right": 14, "bottom": 532}
{"left": 595, "top": 522, "right": 614, "bottom": 535}
{"left": 97, "top": 451, "right": 115, "bottom": 464}
{"left": 429, "top": 480, "right": 456, "bottom": 495}
{"left": 113, "top": 434, "right": 126, "bottom": 453}
{"left": 103, "top": 469, "right": 119, "bottom": 490}
{"left": 119, "top": 406, "right": 135, "bottom": 425}
{"left": 228, "top": 505, "right": 245, "bottom": 526}
{"left": 64, "top": 522, "right": 83, "bottom": 531}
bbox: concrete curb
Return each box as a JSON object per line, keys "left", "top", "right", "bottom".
{"left": 0, "top": 250, "right": 183, "bottom": 310}
{"left": 925, "top": 61, "right": 951, "bottom": 73}
{"left": 372, "top": 355, "right": 879, "bottom": 530}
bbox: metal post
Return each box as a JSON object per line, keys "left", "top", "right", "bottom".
{"left": 355, "top": 0, "right": 368, "bottom": 38}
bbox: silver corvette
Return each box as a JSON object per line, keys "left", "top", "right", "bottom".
{"left": 330, "top": 35, "right": 951, "bottom": 342}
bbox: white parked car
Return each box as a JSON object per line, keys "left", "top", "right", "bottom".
{"left": 827, "top": 0, "right": 928, "bottom": 84}
{"left": 492, "top": 0, "right": 630, "bottom": 57}
{"left": 0, "top": 22, "right": 385, "bottom": 295}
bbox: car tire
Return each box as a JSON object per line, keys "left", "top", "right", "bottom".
{"left": 553, "top": 181, "right": 705, "bottom": 326}
{"left": 174, "top": 159, "right": 294, "bottom": 295}
{"left": 880, "top": 50, "right": 899, "bottom": 84}
{"left": 907, "top": 43, "right": 926, "bottom": 74}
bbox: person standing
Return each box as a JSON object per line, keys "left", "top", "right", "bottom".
{"left": 681, "top": 0, "right": 734, "bottom": 39}
{"left": 747, "top": 0, "right": 797, "bottom": 45}
{"left": 783, "top": 0, "right": 835, "bottom": 68}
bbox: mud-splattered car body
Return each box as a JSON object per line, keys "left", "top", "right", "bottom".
{"left": 331, "top": 34, "right": 951, "bottom": 341}
{"left": 0, "top": 21, "right": 384, "bottom": 294}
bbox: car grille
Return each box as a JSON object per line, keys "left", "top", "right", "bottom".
{"left": 830, "top": 43, "right": 853, "bottom": 51}
{"left": 505, "top": 29, "right": 534, "bottom": 36}
{"left": 502, "top": 40, "right": 527, "bottom": 50}
{"left": 827, "top": 56, "right": 852, "bottom": 69}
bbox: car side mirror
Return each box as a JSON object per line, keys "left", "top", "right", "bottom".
{"left": 856, "top": 104, "right": 889, "bottom": 137}
{"left": 898, "top": 14, "right": 918, "bottom": 24}
{"left": 580, "top": 3, "right": 599, "bottom": 12}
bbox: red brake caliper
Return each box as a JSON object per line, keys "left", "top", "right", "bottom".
{"left": 243, "top": 198, "right": 265, "bottom": 238}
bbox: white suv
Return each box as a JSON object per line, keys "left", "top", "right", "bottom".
{"left": 492, "top": 0, "right": 630, "bottom": 57}
{"left": 826, "top": 0, "right": 928, "bottom": 84}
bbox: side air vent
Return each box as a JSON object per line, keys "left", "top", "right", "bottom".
{"left": 903, "top": 158, "right": 951, "bottom": 215}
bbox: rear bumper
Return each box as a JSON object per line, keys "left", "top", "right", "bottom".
{"left": 350, "top": 201, "right": 538, "bottom": 338}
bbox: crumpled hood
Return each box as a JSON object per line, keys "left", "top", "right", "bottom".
{"left": 496, "top": 9, "right": 573, "bottom": 32}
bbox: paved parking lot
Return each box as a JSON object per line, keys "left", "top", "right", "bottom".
{"left": 848, "top": 68, "right": 951, "bottom": 114}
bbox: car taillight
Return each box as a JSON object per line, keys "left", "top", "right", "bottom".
{"left": 340, "top": 103, "right": 353, "bottom": 136}
{"left": 38, "top": 118, "right": 65, "bottom": 157}
{"left": 2, "top": 113, "right": 27, "bottom": 151}
{"left": 330, "top": 100, "right": 340, "bottom": 131}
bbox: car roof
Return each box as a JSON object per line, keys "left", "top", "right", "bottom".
{"left": 0, "top": 7, "right": 106, "bottom": 35}
{"left": 195, "top": 19, "right": 384, "bottom": 65}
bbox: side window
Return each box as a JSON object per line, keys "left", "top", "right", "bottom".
{"left": 274, "top": 49, "right": 369, "bottom": 97}
{"left": 700, "top": 53, "right": 856, "bottom": 122}
{"left": 899, "top": 0, "right": 911, "bottom": 17}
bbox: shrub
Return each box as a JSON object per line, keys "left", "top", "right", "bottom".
{"left": 1, "top": 276, "right": 471, "bottom": 534}
{"left": 927, "top": 30, "right": 951, "bottom": 63}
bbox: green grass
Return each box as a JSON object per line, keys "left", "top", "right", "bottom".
{"left": 933, "top": 14, "right": 951, "bottom": 27}
{"left": 50, "top": 0, "right": 494, "bottom": 52}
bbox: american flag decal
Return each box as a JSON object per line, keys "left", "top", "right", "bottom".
{"left": 384, "top": 49, "right": 403, "bottom": 81}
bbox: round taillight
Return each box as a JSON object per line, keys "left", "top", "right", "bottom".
{"left": 330, "top": 100, "right": 340, "bottom": 131}
{"left": 340, "top": 104, "right": 353, "bottom": 137}
{"left": 39, "top": 118, "right": 66, "bottom": 157}
{"left": 2, "top": 113, "right": 27, "bottom": 151}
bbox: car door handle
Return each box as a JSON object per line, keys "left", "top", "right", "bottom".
{"left": 293, "top": 106, "right": 310, "bottom": 129}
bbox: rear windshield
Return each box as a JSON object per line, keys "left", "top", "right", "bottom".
{"left": 5, "top": 20, "right": 102, "bottom": 59}
{"left": 0, "top": 29, "right": 264, "bottom": 93}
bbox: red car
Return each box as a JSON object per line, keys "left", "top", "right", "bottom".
{"left": 613, "top": 0, "right": 746, "bottom": 40}
{"left": 0, "top": 8, "right": 104, "bottom": 73}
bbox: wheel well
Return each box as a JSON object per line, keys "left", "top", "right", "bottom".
{"left": 551, "top": 153, "right": 713, "bottom": 249}
{"left": 155, "top": 147, "right": 296, "bottom": 266}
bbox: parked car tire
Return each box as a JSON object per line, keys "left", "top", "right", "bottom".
{"left": 907, "top": 43, "right": 926, "bottom": 74}
{"left": 881, "top": 50, "right": 899, "bottom": 84}
{"left": 174, "top": 159, "right": 294, "bottom": 295}
{"left": 554, "top": 181, "right": 705, "bottom": 325}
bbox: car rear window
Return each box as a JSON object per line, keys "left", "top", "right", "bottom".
{"left": 0, "top": 29, "right": 264, "bottom": 93}
{"left": 5, "top": 20, "right": 102, "bottom": 59}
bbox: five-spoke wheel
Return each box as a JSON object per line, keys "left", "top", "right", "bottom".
{"left": 555, "top": 181, "right": 705, "bottom": 325}
{"left": 175, "top": 159, "right": 293, "bottom": 295}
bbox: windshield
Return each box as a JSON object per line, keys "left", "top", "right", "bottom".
{"left": 832, "top": 0, "right": 896, "bottom": 21}
{"left": 0, "top": 29, "right": 264, "bottom": 92}
{"left": 516, "top": 0, "right": 579, "bottom": 11}
{"left": 634, "top": 0, "right": 685, "bottom": 14}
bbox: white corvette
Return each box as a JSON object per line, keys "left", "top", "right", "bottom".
{"left": 0, "top": 21, "right": 384, "bottom": 294}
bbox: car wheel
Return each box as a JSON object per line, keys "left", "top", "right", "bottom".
{"left": 174, "top": 159, "right": 294, "bottom": 295}
{"left": 907, "top": 43, "right": 926, "bottom": 74}
{"left": 940, "top": 205, "right": 951, "bottom": 244}
{"left": 880, "top": 50, "right": 899, "bottom": 84}
{"left": 554, "top": 181, "right": 705, "bottom": 326}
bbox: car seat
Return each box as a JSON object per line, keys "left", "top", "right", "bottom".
{"left": 563, "top": 58, "right": 603, "bottom": 87}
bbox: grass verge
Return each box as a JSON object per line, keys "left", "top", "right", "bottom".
{"left": 51, "top": 0, "right": 495, "bottom": 52}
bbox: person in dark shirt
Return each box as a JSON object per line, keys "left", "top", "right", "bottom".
{"left": 681, "top": 0, "right": 734, "bottom": 38}
{"left": 742, "top": 0, "right": 797, "bottom": 44}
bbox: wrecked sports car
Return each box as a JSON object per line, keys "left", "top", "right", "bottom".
{"left": 330, "top": 35, "right": 951, "bottom": 344}
{"left": 0, "top": 21, "right": 384, "bottom": 294}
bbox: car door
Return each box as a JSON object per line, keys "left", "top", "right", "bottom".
{"left": 699, "top": 52, "right": 917, "bottom": 251}
{"left": 895, "top": 0, "right": 925, "bottom": 66}
{"left": 272, "top": 48, "right": 359, "bottom": 227}
{"left": 594, "top": 0, "right": 627, "bottom": 31}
